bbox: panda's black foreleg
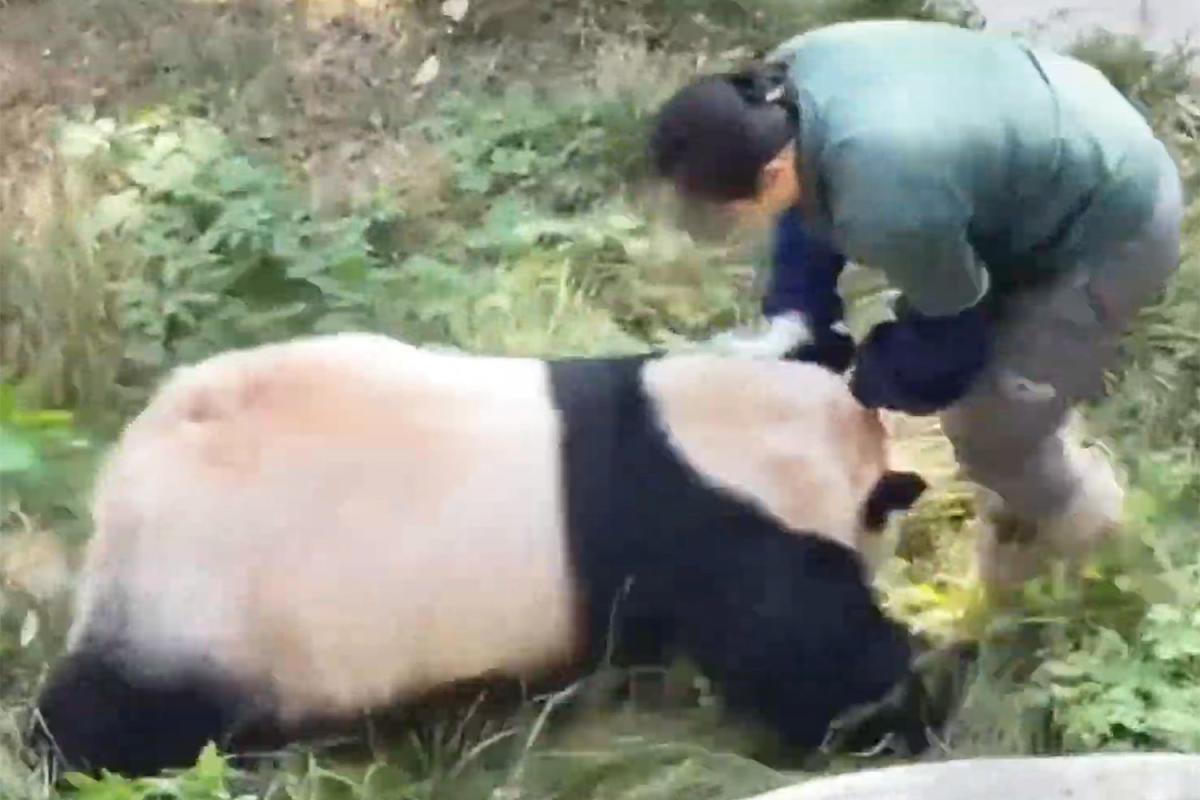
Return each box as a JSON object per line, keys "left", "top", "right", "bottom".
{"left": 33, "top": 646, "right": 248, "bottom": 779}
{"left": 670, "top": 529, "right": 920, "bottom": 754}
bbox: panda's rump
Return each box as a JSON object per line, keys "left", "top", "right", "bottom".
{"left": 77, "top": 334, "right": 579, "bottom": 720}
{"left": 246, "top": 429, "right": 578, "bottom": 720}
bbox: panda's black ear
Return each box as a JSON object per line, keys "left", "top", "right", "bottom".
{"left": 860, "top": 471, "right": 928, "bottom": 533}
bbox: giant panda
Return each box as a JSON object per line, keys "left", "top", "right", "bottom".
{"left": 34, "top": 332, "right": 928, "bottom": 778}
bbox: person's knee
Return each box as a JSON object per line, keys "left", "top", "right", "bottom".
{"left": 948, "top": 430, "right": 1069, "bottom": 512}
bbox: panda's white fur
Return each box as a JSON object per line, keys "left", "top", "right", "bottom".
{"left": 641, "top": 352, "right": 889, "bottom": 547}
{"left": 41, "top": 331, "right": 919, "bottom": 777}
{"left": 71, "top": 335, "right": 573, "bottom": 718}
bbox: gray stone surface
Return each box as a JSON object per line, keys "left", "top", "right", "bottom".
{"left": 744, "top": 754, "right": 1200, "bottom": 800}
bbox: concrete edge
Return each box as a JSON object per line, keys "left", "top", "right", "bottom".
{"left": 741, "top": 753, "right": 1200, "bottom": 800}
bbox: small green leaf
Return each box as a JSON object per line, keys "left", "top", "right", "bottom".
{"left": 0, "top": 427, "right": 38, "bottom": 474}
{"left": 10, "top": 408, "right": 74, "bottom": 429}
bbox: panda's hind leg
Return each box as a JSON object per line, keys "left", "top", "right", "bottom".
{"left": 33, "top": 646, "right": 252, "bottom": 779}
{"left": 671, "top": 528, "right": 920, "bottom": 754}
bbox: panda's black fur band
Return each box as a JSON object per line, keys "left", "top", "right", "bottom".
{"left": 549, "top": 355, "right": 923, "bottom": 751}
{"left": 34, "top": 646, "right": 249, "bottom": 779}
{"left": 34, "top": 347, "right": 930, "bottom": 779}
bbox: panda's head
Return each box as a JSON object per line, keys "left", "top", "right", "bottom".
{"left": 638, "top": 354, "right": 926, "bottom": 553}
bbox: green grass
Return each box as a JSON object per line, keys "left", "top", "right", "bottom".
{"left": 1, "top": 1, "right": 1199, "bottom": 798}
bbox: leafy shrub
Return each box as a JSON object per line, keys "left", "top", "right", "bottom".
{"left": 420, "top": 86, "right": 650, "bottom": 213}
{"left": 1018, "top": 507, "right": 1200, "bottom": 754}
{"left": 1028, "top": 601, "right": 1200, "bottom": 751}
{"left": 54, "top": 111, "right": 392, "bottom": 394}
{"left": 9, "top": 101, "right": 746, "bottom": 420}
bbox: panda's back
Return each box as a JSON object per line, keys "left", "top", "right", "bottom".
{"left": 75, "top": 333, "right": 578, "bottom": 720}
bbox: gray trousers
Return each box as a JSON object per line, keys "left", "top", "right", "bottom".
{"left": 940, "top": 149, "right": 1185, "bottom": 528}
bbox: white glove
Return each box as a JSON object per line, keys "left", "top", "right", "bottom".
{"left": 706, "top": 311, "right": 814, "bottom": 359}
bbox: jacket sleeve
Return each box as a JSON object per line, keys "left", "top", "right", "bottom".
{"left": 824, "top": 135, "right": 991, "bottom": 318}
{"left": 849, "top": 303, "right": 992, "bottom": 414}
{"left": 762, "top": 206, "right": 848, "bottom": 329}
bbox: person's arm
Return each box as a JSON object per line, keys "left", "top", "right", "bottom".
{"left": 762, "top": 207, "right": 856, "bottom": 372}
{"left": 763, "top": 207, "right": 847, "bottom": 324}
{"left": 825, "top": 130, "right": 990, "bottom": 318}
{"left": 824, "top": 134, "right": 993, "bottom": 411}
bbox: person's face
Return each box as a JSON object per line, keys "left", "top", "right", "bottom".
{"left": 722, "top": 147, "right": 802, "bottom": 230}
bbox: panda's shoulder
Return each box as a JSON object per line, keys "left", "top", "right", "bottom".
{"left": 641, "top": 355, "right": 856, "bottom": 422}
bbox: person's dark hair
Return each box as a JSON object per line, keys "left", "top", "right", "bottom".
{"left": 650, "top": 62, "right": 799, "bottom": 203}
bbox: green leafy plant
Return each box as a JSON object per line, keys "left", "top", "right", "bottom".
{"left": 419, "top": 86, "right": 649, "bottom": 213}
{"left": 55, "top": 111, "right": 392, "bottom": 388}
{"left": 0, "top": 383, "right": 95, "bottom": 540}
{"left": 63, "top": 744, "right": 245, "bottom": 800}
{"left": 1023, "top": 584, "right": 1200, "bottom": 752}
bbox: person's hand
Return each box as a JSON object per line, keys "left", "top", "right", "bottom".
{"left": 707, "top": 311, "right": 814, "bottom": 360}
{"left": 708, "top": 313, "right": 856, "bottom": 373}
{"left": 784, "top": 321, "right": 856, "bottom": 374}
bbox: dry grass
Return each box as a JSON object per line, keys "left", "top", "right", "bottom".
{"left": 0, "top": 0, "right": 447, "bottom": 200}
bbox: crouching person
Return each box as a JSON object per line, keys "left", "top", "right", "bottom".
{"left": 647, "top": 19, "right": 1185, "bottom": 585}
